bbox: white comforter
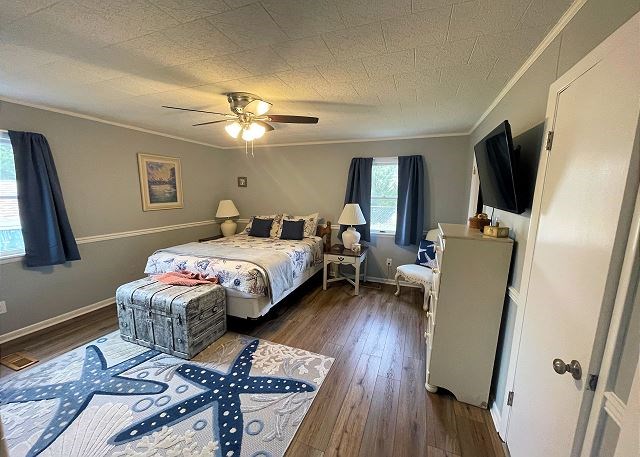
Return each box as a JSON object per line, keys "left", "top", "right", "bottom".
{"left": 144, "top": 234, "right": 324, "bottom": 298}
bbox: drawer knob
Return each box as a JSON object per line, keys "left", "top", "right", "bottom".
{"left": 338, "top": 256, "right": 344, "bottom": 261}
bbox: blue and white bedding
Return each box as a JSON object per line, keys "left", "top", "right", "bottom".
{"left": 145, "top": 234, "right": 324, "bottom": 300}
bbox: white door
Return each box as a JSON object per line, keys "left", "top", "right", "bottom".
{"left": 506, "top": 14, "right": 640, "bottom": 457}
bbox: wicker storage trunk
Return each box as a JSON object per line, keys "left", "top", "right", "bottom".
{"left": 116, "top": 278, "right": 226, "bottom": 359}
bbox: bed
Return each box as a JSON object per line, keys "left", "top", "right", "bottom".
{"left": 144, "top": 221, "right": 332, "bottom": 319}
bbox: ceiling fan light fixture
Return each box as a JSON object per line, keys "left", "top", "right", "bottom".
{"left": 248, "top": 122, "right": 266, "bottom": 139}
{"left": 244, "top": 98, "right": 272, "bottom": 116}
{"left": 241, "top": 128, "right": 255, "bottom": 142}
{"left": 225, "top": 121, "right": 242, "bottom": 138}
{"left": 254, "top": 100, "right": 272, "bottom": 115}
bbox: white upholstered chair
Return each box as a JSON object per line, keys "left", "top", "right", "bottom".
{"left": 394, "top": 229, "right": 440, "bottom": 310}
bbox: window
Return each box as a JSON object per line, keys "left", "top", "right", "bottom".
{"left": 370, "top": 157, "right": 398, "bottom": 233}
{"left": 0, "top": 131, "right": 25, "bottom": 257}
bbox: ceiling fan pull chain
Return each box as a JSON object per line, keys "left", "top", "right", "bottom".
{"left": 251, "top": 140, "right": 254, "bottom": 157}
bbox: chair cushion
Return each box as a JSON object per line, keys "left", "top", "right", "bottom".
{"left": 416, "top": 239, "right": 437, "bottom": 268}
{"left": 397, "top": 264, "right": 433, "bottom": 285}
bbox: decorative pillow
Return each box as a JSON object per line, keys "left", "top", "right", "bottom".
{"left": 244, "top": 214, "right": 282, "bottom": 237}
{"left": 280, "top": 212, "right": 319, "bottom": 238}
{"left": 248, "top": 218, "right": 273, "bottom": 238}
{"left": 416, "top": 239, "right": 437, "bottom": 268}
{"left": 280, "top": 219, "right": 305, "bottom": 240}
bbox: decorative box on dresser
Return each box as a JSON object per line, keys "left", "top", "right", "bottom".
{"left": 426, "top": 223, "right": 513, "bottom": 408}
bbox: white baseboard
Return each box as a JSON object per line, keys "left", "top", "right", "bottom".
{"left": 0, "top": 297, "right": 115, "bottom": 344}
{"left": 366, "top": 276, "right": 421, "bottom": 288}
{"left": 490, "top": 402, "right": 504, "bottom": 439}
{"left": 328, "top": 270, "right": 420, "bottom": 288}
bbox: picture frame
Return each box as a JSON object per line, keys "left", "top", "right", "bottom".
{"left": 137, "top": 153, "right": 183, "bottom": 211}
{"left": 237, "top": 176, "right": 247, "bottom": 187}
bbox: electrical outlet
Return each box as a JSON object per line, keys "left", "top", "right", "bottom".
{"left": 386, "top": 258, "right": 393, "bottom": 266}
{"left": 0, "top": 301, "right": 6, "bottom": 314}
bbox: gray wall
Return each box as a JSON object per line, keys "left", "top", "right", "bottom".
{"left": 0, "top": 101, "right": 227, "bottom": 334}
{"left": 471, "top": 0, "right": 640, "bottom": 415}
{"left": 222, "top": 136, "right": 472, "bottom": 278}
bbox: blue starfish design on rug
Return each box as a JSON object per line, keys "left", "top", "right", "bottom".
{"left": 112, "top": 339, "right": 315, "bottom": 457}
{"left": 0, "top": 345, "right": 166, "bottom": 457}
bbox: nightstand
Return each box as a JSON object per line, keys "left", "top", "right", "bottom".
{"left": 323, "top": 244, "right": 368, "bottom": 295}
{"left": 198, "top": 234, "right": 223, "bottom": 242}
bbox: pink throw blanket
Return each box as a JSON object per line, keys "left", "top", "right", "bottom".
{"left": 153, "top": 271, "right": 219, "bottom": 286}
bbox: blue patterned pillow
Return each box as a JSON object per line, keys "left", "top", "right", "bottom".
{"left": 416, "top": 239, "right": 437, "bottom": 268}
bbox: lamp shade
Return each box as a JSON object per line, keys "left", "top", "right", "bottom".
{"left": 216, "top": 200, "right": 239, "bottom": 218}
{"left": 338, "top": 203, "right": 366, "bottom": 226}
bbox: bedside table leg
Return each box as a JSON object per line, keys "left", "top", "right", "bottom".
{"left": 354, "top": 261, "right": 360, "bottom": 295}
{"left": 323, "top": 260, "right": 328, "bottom": 290}
{"left": 363, "top": 255, "right": 368, "bottom": 282}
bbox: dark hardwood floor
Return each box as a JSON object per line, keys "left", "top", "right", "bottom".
{"left": 0, "top": 276, "right": 506, "bottom": 457}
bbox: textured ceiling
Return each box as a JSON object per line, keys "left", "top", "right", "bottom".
{"left": 0, "top": 0, "right": 573, "bottom": 147}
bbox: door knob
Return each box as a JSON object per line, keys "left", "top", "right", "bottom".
{"left": 553, "top": 358, "right": 582, "bottom": 380}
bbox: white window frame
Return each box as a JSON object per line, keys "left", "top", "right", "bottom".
{"left": 0, "top": 130, "right": 25, "bottom": 260}
{"left": 370, "top": 156, "right": 398, "bottom": 236}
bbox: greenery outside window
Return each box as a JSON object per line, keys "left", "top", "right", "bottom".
{"left": 0, "top": 131, "right": 25, "bottom": 257}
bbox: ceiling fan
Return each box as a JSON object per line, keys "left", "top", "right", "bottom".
{"left": 162, "top": 92, "right": 319, "bottom": 143}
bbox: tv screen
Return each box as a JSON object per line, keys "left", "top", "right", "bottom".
{"left": 474, "top": 120, "right": 524, "bottom": 214}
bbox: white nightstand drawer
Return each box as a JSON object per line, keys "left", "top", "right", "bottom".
{"left": 324, "top": 254, "right": 358, "bottom": 265}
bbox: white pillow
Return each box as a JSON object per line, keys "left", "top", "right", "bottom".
{"left": 244, "top": 214, "right": 282, "bottom": 238}
{"left": 280, "top": 213, "right": 319, "bottom": 238}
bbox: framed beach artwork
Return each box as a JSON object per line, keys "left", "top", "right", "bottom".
{"left": 137, "top": 153, "right": 183, "bottom": 211}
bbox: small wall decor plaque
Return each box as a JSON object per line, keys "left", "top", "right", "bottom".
{"left": 237, "top": 177, "right": 247, "bottom": 187}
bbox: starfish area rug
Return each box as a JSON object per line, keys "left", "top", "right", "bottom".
{"left": 0, "top": 331, "right": 334, "bottom": 457}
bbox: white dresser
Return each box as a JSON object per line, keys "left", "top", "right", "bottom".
{"left": 425, "top": 223, "right": 513, "bottom": 408}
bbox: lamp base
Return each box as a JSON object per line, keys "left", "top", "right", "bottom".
{"left": 220, "top": 219, "right": 237, "bottom": 237}
{"left": 342, "top": 226, "right": 361, "bottom": 250}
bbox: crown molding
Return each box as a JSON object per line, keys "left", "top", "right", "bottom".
{"left": 218, "top": 131, "right": 469, "bottom": 149}
{"left": 470, "top": 0, "right": 588, "bottom": 134}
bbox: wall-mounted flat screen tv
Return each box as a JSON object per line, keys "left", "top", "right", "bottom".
{"left": 474, "top": 120, "right": 524, "bottom": 214}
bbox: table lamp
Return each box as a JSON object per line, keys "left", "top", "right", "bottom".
{"left": 338, "top": 203, "right": 366, "bottom": 249}
{"left": 216, "top": 200, "right": 240, "bottom": 237}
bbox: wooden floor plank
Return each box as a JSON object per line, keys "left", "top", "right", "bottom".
{"left": 455, "top": 415, "right": 497, "bottom": 457}
{"left": 426, "top": 391, "right": 461, "bottom": 454}
{"left": 286, "top": 439, "right": 325, "bottom": 457}
{"left": 428, "top": 445, "right": 462, "bottom": 457}
{"left": 453, "top": 401, "right": 487, "bottom": 423}
{"left": 393, "top": 356, "right": 428, "bottom": 457}
{"left": 377, "top": 307, "right": 407, "bottom": 381}
{"left": 295, "top": 341, "right": 363, "bottom": 451}
{"left": 325, "top": 353, "right": 381, "bottom": 457}
{"left": 358, "top": 375, "right": 401, "bottom": 457}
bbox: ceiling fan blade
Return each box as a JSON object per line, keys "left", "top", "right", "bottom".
{"left": 267, "top": 115, "right": 319, "bottom": 124}
{"left": 162, "top": 105, "right": 228, "bottom": 116}
{"left": 192, "top": 120, "right": 228, "bottom": 126}
{"left": 254, "top": 121, "right": 274, "bottom": 132}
